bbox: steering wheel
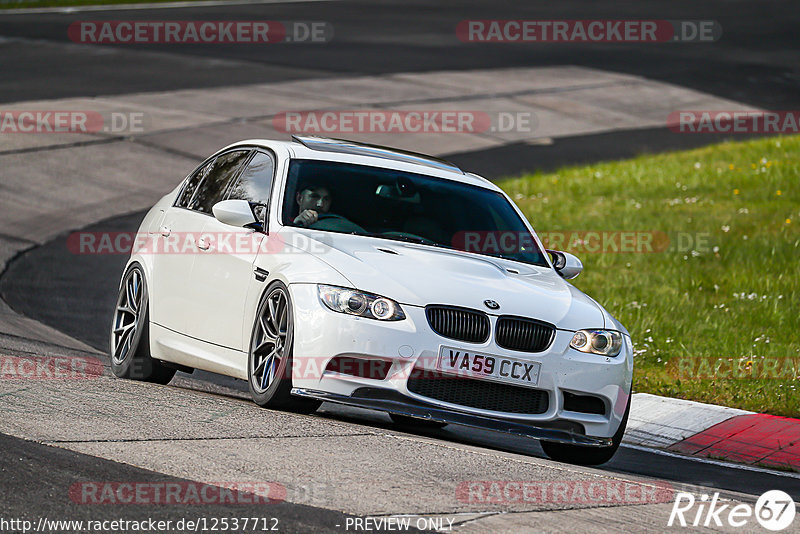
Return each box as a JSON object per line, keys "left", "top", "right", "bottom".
{"left": 309, "top": 213, "right": 365, "bottom": 233}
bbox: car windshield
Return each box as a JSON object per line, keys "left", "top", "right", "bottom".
{"left": 282, "top": 159, "right": 548, "bottom": 267}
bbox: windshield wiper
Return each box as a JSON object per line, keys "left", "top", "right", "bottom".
{"left": 365, "top": 232, "right": 449, "bottom": 249}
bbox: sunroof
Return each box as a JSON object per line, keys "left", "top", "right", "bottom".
{"left": 291, "top": 135, "right": 464, "bottom": 174}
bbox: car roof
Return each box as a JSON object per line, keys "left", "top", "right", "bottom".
{"left": 292, "top": 135, "right": 463, "bottom": 174}
{"left": 220, "top": 137, "right": 502, "bottom": 192}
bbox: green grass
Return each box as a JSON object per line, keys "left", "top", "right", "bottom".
{"left": 498, "top": 135, "right": 800, "bottom": 417}
{"left": 0, "top": 0, "right": 190, "bottom": 9}
{"left": 755, "top": 462, "right": 798, "bottom": 473}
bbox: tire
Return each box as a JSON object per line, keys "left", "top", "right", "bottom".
{"left": 110, "top": 264, "right": 176, "bottom": 385}
{"left": 247, "top": 281, "right": 321, "bottom": 414}
{"left": 389, "top": 413, "right": 447, "bottom": 430}
{"left": 540, "top": 393, "right": 631, "bottom": 466}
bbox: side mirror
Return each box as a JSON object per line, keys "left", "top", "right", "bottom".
{"left": 212, "top": 199, "right": 257, "bottom": 227}
{"left": 547, "top": 249, "right": 583, "bottom": 279}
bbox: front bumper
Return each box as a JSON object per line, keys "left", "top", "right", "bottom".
{"left": 291, "top": 387, "right": 612, "bottom": 447}
{"left": 289, "top": 283, "right": 633, "bottom": 441}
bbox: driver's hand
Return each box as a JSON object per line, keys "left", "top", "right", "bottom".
{"left": 293, "top": 209, "right": 319, "bottom": 227}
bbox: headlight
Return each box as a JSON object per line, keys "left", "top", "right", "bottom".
{"left": 317, "top": 285, "right": 405, "bottom": 321}
{"left": 570, "top": 329, "right": 622, "bottom": 356}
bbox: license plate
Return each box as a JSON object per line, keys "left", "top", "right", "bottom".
{"left": 436, "top": 346, "right": 541, "bottom": 387}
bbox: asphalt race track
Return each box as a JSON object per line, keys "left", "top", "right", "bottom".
{"left": 1, "top": 1, "right": 799, "bottom": 532}
{"left": 0, "top": 0, "right": 798, "bottom": 108}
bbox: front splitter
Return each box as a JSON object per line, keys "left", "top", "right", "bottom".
{"left": 291, "top": 387, "right": 612, "bottom": 448}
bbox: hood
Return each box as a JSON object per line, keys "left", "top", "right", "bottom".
{"left": 282, "top": 229, "right": 606, "bottom": 331}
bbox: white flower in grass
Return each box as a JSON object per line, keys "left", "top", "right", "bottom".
{"left": 721, "top": 225, "right": 730, "bottom": 232}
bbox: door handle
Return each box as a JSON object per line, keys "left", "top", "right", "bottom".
{"left": 197, "top": 237, "right": 210, "bottom": 251}
{"left": 160, "top": 225, "right": 171, "bottom": 237}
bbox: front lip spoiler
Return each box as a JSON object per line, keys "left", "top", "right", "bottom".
{"left": 291, "top": 387, "right": 612, "bottom": 448}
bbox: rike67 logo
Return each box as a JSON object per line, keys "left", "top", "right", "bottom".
{"left": 669, "top": 490, "right": 796, "bottom": 531}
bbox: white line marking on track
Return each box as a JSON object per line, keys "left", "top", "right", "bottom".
{"left": 0, "top": 0, "right": 336, "bottom": 15}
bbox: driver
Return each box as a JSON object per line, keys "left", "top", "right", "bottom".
{"left": 293, "top": 185, "right": 332, "bottom": 227}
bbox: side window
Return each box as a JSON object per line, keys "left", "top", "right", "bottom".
{"left": 226, "top": 151, "right": 275, "bottom": 221}
{"left": 176, "top": 160, "right": 213, "bottom": 208}
{"left": 188, "top": 150, "right": 251, "bottom": 214}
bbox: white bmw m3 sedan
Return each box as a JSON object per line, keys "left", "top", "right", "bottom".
{"left": 111, "top": 136, "right": 633, "bottom": 465}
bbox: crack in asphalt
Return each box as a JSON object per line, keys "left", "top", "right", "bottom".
{"left": 41, "top": 433, "right": 377, "bottom": 444}
{"left": 0, "top": 135, "right": 125, "bottom": 156}
{"left": 0, "top": 333, "right": 104, "bottom": 356}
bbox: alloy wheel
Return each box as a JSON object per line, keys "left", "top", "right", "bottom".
{"left": 250, "top": 287, "right": 289, "bottom": 393}
{"left": 111, "top": 268, "right": 143, "bottom": 365}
